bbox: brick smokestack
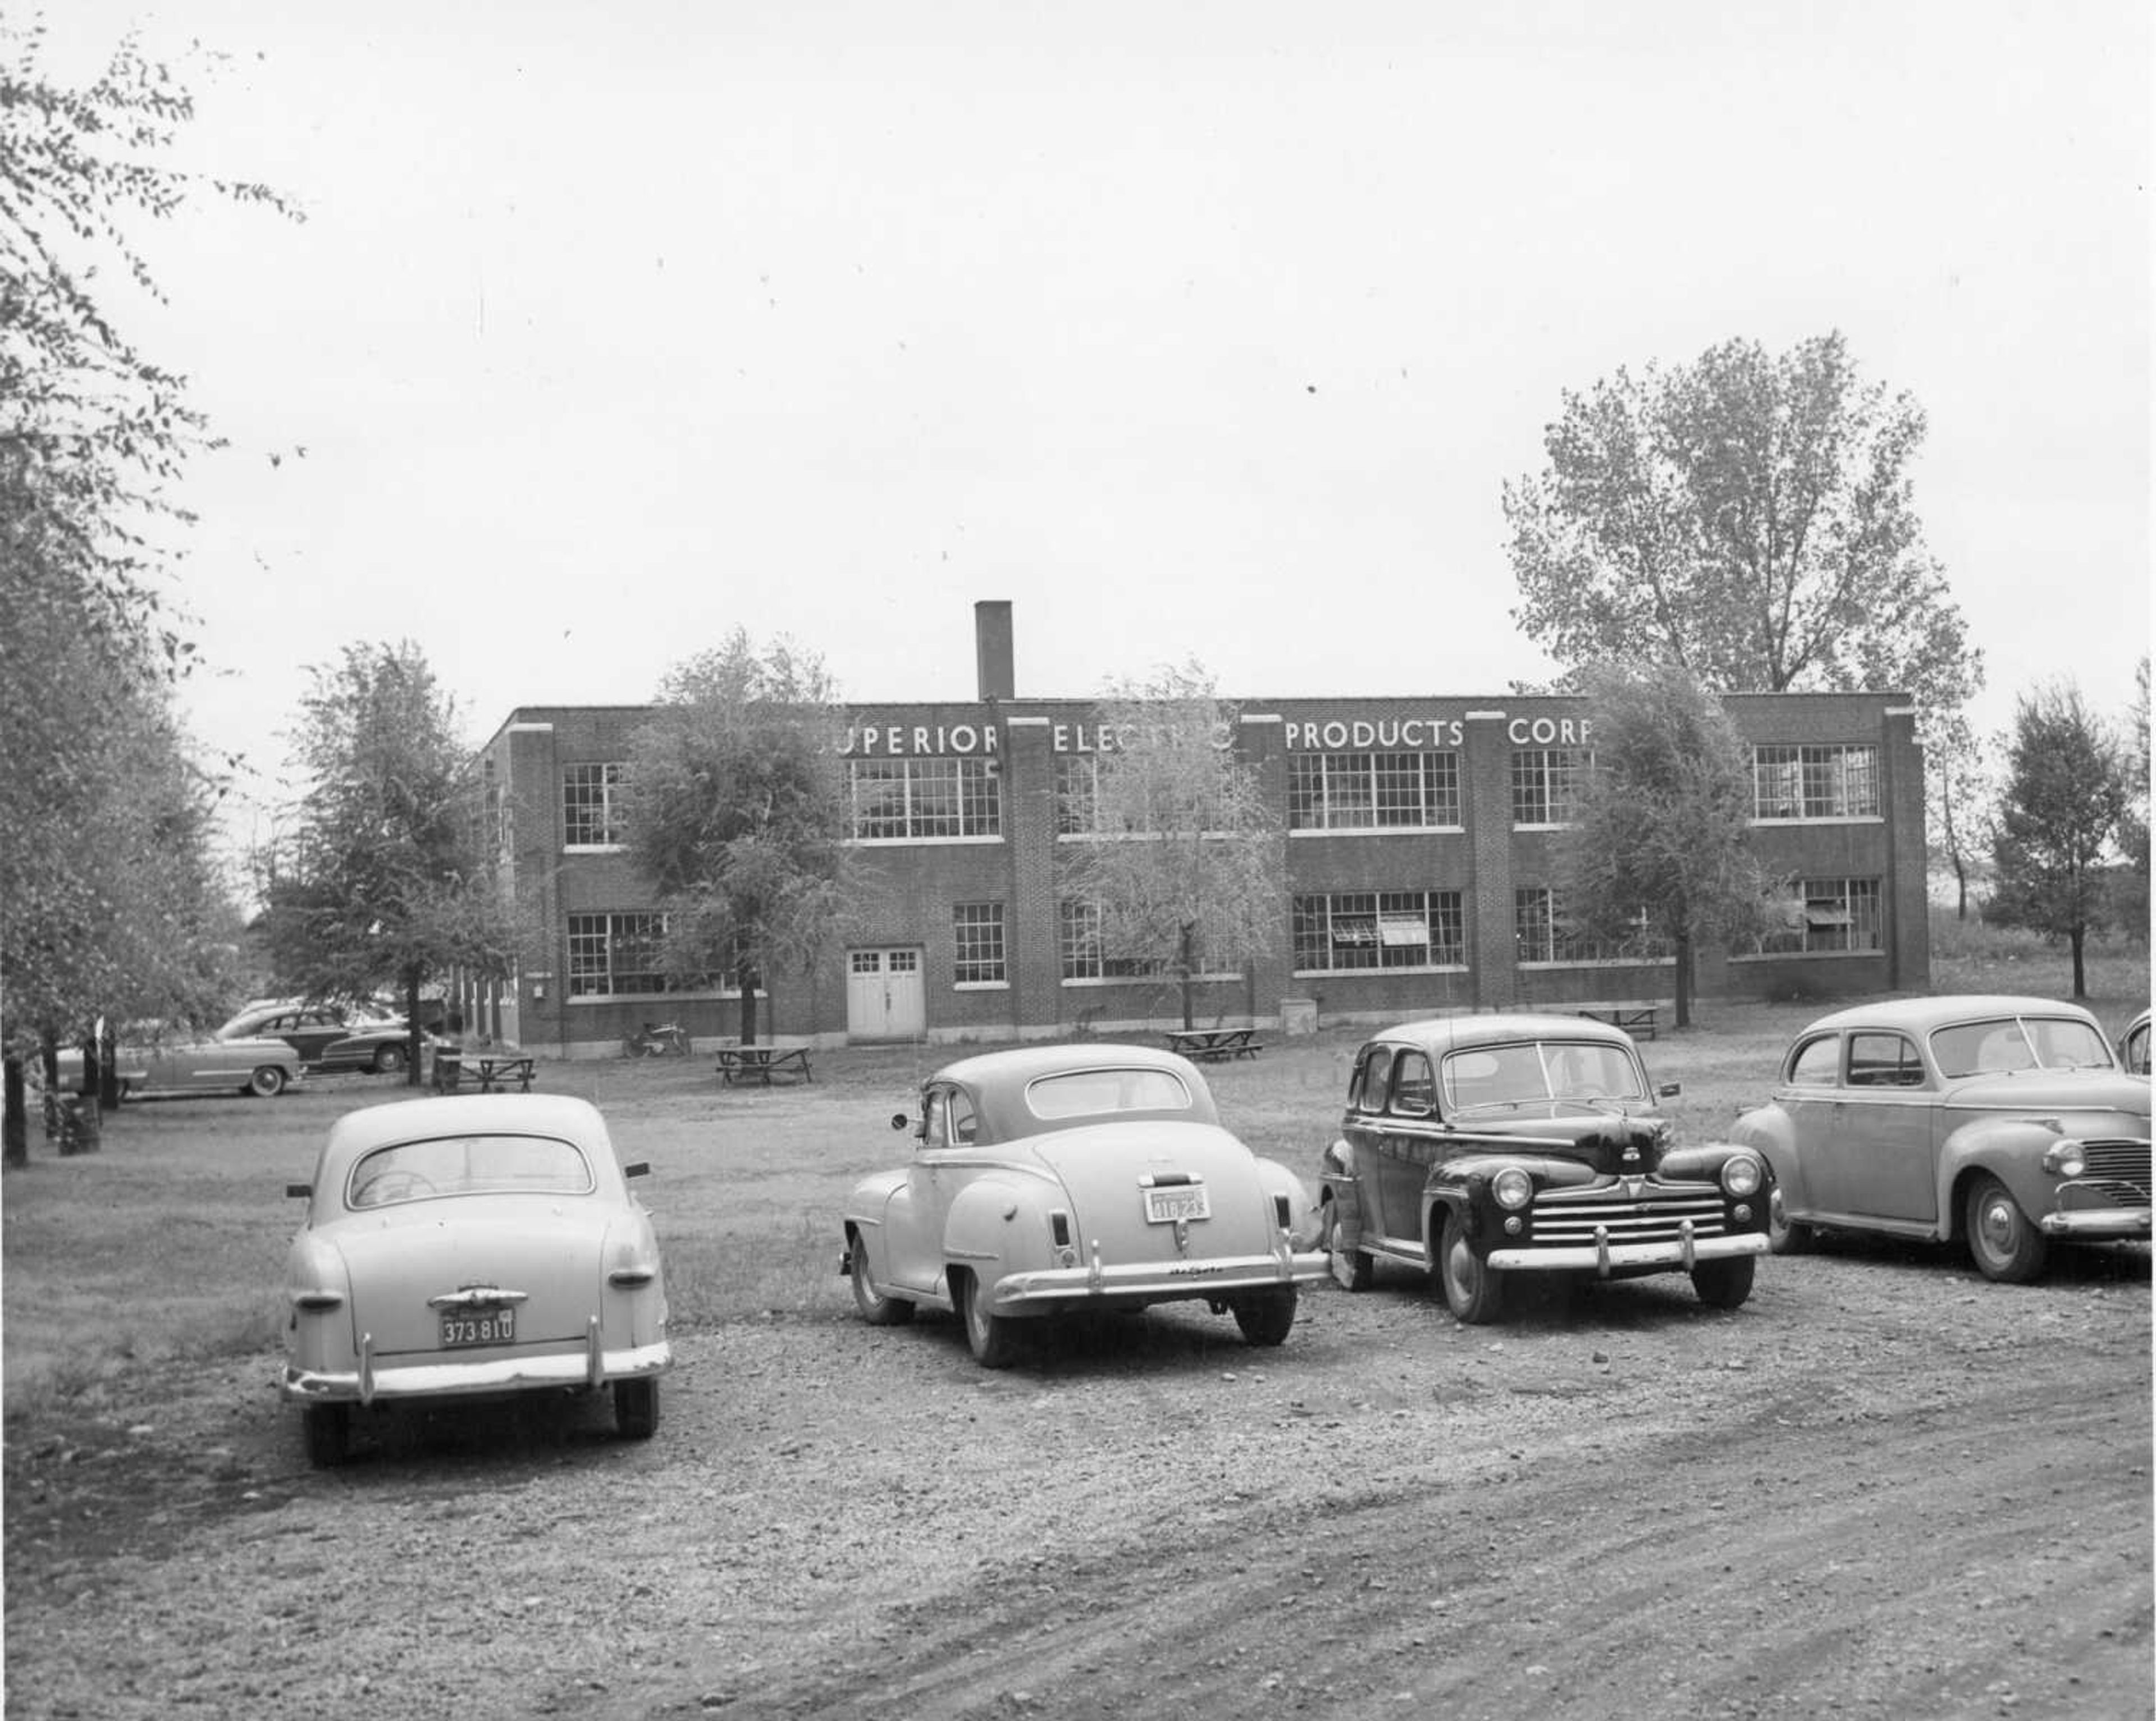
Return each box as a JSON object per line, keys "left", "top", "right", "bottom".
{"left": 975, "top": 599, "right": 1014, "bottom": 701}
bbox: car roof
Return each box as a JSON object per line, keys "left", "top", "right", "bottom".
{"left": 1356, "top": 1014, "right": 1639, "bottom": 1056}
{"left": 930, "top": 1041, "right": 1204, "bottom": 1088}
{"left": 319, "top": 1093, "right": 606, "bottom": 1166}
{"left": 1796, "top": 995, "right": 2103, "bottom": 1035}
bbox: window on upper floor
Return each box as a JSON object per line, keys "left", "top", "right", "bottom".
{"left": 563, "top": 763, "right": 628, "bottom": 848}
{"left": 848, "top": 757, "right": 1001, "bottom": 841}
{"left": 1510, "top": 748, "right": 1588, "bottom": 826}
{"left": 1751, "top": 744, "right": 1880, "bottom": 820}
{"left": 1288, "top": 751, "right": 1461, "bottom": 831}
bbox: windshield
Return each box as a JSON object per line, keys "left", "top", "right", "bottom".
{"left": 1930, "top": 1017, "right": 2116, "bottom": 1079}
{"left": 1026, "top": 1068, "right": 1194, "bottom": 1122}
{"left": 1441, "top": 1041, "right": 1649, "bottom": 1110}
{"left": 347, "top": 1133, "right": 594, "bottom": 1209}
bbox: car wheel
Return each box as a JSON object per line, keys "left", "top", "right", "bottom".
{"left": 1437, "top": 1210, "right": 1504, "bottom": 1324}
{"left": 1691, "top": 1255, "right": 1756, "bottom": 1310}
{"left": 849, "top": 1235, "right": 916, "bottom": 1327}
{"left": 1321, "top": 1196, "right": 1374, "bottom": 1292}
{"left": 1765, "top": 1178, "right": 1815, "bottom": 1255}
{"left": 372, "top": 1043, "right": 409, "bottom": 1074}
{"left": 957, "top": 1271, "right": 1020, "bottom": 1368}
{"left": 1231, "top": 1287, "right": 1297, "bottom": 1346}
{"left": 302, "top": 1403, "right": 350, "bottom": 1467}
{"left": 613, "top": 1377, "right": 661, "bottom": 1440}
{"left": 246, "top": 1065, "right": 287, "bottom": 1098}
{"left": 1964, "top": 1174, "right": 2049, "bottom": 1284}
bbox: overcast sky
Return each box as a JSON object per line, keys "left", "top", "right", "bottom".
{"left": 33, "top": 1, "right": 2153, "bottom": 850}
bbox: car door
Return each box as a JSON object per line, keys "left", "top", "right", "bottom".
{"left": 1777, "top": 1032, "right": 1844, "bottom": 1218}
{"left": 1829, "top": 1029, "right": 1936, "bottom": 1225}
{"left": 1369, "top": 1048, "right": 1442, "bottom": 1256}
{"left": 880, "top": 1084, "right": 980, "bottom": 1299}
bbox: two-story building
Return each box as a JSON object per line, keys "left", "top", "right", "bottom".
{"left": 451, "top": 602, "right": 1926, "bottom": 1054}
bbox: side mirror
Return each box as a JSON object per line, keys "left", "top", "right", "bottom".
{"left": 1658, "top": 1082, "right": 1683, "bottom": 1098}
{"left": 890, "top": 1112, "right": 910, "bottom": 1132}
{"left": 624, "top": 1161, "right": 650, "bottom": 1179}
{"left": 285, "top": 1182, "right": 310, "bottom": 1200}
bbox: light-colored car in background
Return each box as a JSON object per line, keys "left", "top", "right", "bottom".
{"left": 1732, "top": 995, "right": 2152, "bottom": 1283}
{"left": 842, "top": 1043, "right": 1327, "bottom": 1367}
{"left": 280, "top": 1093, "right": 672, "bottom": 1465}
{"left": 1319, "top": 1014, "right": 1770, "bottom": 1322}
{"left": 56, "top": 1025, "right": 304, "bottom": 1098}
{"left": 218, "top": 1003, "right": 441, "bottom": 1075}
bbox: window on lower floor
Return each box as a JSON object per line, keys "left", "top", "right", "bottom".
{"left": 1292, "top": 889, "right": 1464, "bottom": 972}
{"left": 567, "top": 911, "right": 672, "bottom": 996}
{"left": 1760, "top": 877, "right": 1884, "bottom": 954}
{"left": 952, "top": 902, "right": 1007, "bottom": 984}
{"left": 1058, "top": 900, "right": 1170, "bottom": 981}
{"left": 1513, "top": 888, "right": 1671, "bottom": 964}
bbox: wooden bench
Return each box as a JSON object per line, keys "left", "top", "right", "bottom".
{"left": 715, "top": 1046, "right": 813, "bottom": 1087}
{"left": 1164, "top": 1027, "right": 1266, "bottom": 1063}
{"left": 1576, "top": 1005, "right": 1660, "bottom": 1041}
{"left": 433, "top": 1052, "right": 538, "bottom": 1093}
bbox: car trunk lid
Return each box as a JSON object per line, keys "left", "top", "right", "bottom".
{"left": 1030, "top": 1122, "right": 1278, "bottom": 1259}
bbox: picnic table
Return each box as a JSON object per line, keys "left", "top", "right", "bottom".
{"left": 1576, "top": 1005, "right": 1660, "bottom": 1041}
{"left": 433, "top": 1051, "right": 539, "bottom": 1093}
{"left": 715, "top": 1045, "right": 814, "bottom": 1087}
{"left": 1164, "top": 1027, "right": 1265, "bottom": 1063}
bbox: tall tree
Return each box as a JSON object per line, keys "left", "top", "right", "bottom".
{"left": 2116, "top": 657, "right": 2150, "bottom": 941}
{"left": 1923, "top": 708, "right": 1991, "bottom": 923}
{"left": 262, "top": 642, "right": 518, "bottom": 1078}
{"left": 620, "top": 633, "right": 852, "bottom": 1046}
{"left": 1556, "top": 665, "right": 1767, "bottom": 1029}
{"left": 1056, "top": 662, "right": 1282, "bottom": 1031}
{"left": 1504, "top": 332, "right": 1982, "bottom": 716}
{"left": 1986, "top": 682, "right": 2128, "bottom": 999}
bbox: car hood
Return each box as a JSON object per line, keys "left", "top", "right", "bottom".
{"left": 1942, "top": 1072, "right": 2153, "bottom": 1123}
{"left": 324, "top": 1198, "right": 618, "bottom": 1354}
{"left": 1440, "top": 1108, "right": 1671, "bottom": 1175}
{"left": 1029, "top": 1120, "right": 1277, "bottom": 1258}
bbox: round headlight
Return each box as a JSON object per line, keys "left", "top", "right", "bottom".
{"left": 2043, "top": 1141, "right": 2087, "bottom": 1179}
{"left": 1722, "top": 1154, "right": 1763, "bottom": 1198}
{"left": 1492, "top": 1166, "right": 1533, "bottom": 1210}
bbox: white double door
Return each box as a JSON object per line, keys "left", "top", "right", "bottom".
{"left": 847, "top": 948, "right": 924, "bottom": 1041}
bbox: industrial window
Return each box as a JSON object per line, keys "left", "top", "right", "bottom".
{"left": 1291, "top": 890, "right": 1464, "bottom": 972}
{"left": 1057, "top": 900, "right": 1168, "bottom": 981}
{"left": 1510, "top": 748, "right": 1588, "bottom": 826}
{"left": 1513, "top": 887, "right": 1670, "bottom": 964}
{"left": 1761, "top": 878, "right": 1884, "bottom": 954}
{"left": 848, "top": 757, "right": 1001, "bottom": 841}
{"left": 563, "top": 763, "right": 628, "bottom": 848}
{"left": 566, "top": 912, "right": 670, "bottom": 997}
{"left": 1288, "top": 752, "right": 1461, "bottom": 831}
{"left": 1751, "top": 744, "right": 1880, "bottom": 820}
{"left": 952, "top": 903, "right": 1007, "bottom": 985}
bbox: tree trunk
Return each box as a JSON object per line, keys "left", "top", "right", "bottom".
{"left": 1673, "top": 931, "right": 1694, "bottom": 1029}
{"left": 2070, "top": 924, "right": 2088, "bottom": 999}
{"left": 739, "top": 975, "right": 761, "bottom": 1047}
{"left": 1952, "top": 854, "right": 1969, "bottom": 921}
{"left": 404, "top": 969, "right": 426, "bottom": 1086}
{"left": 3, "top": 1054, "right": 25, "bottom": 1169}
{"left": 1178, "top": 926, "right": 1196, "bottom": 1031}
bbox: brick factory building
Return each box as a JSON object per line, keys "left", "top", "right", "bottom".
{"left": 453, "top": 602, "right": 1927, "bottom": 1056}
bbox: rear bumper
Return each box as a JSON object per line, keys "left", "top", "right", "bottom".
{"left": 990, "top": 1246, "right": 1329, "bottom": 1313}
{"left": 1487, "top": 1231, "right": 1767, "bottom": 1274}
{"left": 281, "top": 1337, "right": 672, "bottom": 1406}
{"left": 2038, "top": 1208, "right": 2152, "bottom": 1240}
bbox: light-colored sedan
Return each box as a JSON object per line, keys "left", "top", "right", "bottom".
{"left": 58, "top": 1027, "right": 304, "bottom": 1098}
{"left": 1732, "top": 995, "right": 2152, "bottom": 1282}
{"left": 281, "top": 1093, "right": 672, "bottom": 1464}
{"left": 842, "top": 1043, "right": 1327, "bottom": 1367}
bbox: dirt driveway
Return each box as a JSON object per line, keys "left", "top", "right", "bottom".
{"left": 6, "top": 1220, "right": 2149, "bottom": 1720}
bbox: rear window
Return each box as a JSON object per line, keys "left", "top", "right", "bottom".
{"left": 348, "top": 1133, "right": 595, "bottom": 1209}
{"left": 1025, "top": 1068, "right": 1194, "bottom": 1121}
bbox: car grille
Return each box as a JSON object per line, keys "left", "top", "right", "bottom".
{"left": 2081, "top": 1138, "right": 2152, "bottom": 1206}
{"left": 1530, "top": 1191, "right": 1731, "bottom": 1247}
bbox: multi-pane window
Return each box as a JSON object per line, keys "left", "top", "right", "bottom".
{"left": 1761, "top": 878, "right": 1884, "bottom": 954}
{"left": 1058, "top": 901, "right": 1168, "bottom": 981}
{"left": 563, "top": 763, "right": 628, "bottom": 847}
{"left": 1055, "top": 756, "right": 1099, "bottom": 835}
{"left": 566, "top": 911, "right": 669, "bottom": 996}
{"left": 1510, "top": 748, "right": 1588, "bottom": 826}
{"left": 1289, "top": 752, "right": 1461, "bottom": 831}
{"left": 848, "top": 758, "right": 1001, "bottom": 840}
{"left": 1514, "top": 888, "right": 1671, "bottom": 964}
{"left": 1291, "top": 890, "right": 1465, "bottom": 972}
{"left": 1752, "top": 745, "right": 1880, "bottom": 820}
{"left": 952, "top": 903, "right": 1007, "bottom": 985}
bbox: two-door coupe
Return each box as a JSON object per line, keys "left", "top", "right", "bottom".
{"left": 1319, "top": 1015, "right": 1770, "bottom": 1322}
{"left": 57, "top": 1025, "right": 304, "bottom": 1098}
{"left": 220, "top": 1002, "right": 441, "bottom": 1075}
{"left": 1731, "top": 995, "right": 2152, "bottom": 1282}
{"left": 842, "top": 1044, "right": 1327, "bottom": 1367}
{"left": 281, "top": 1093, "right": 671, "bottom": 1464}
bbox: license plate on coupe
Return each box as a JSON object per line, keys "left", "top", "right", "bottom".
{"left": 1143, "top": 1183, "right": 1210, "bottom": 1224}
{"left": 439, "top": 1308, "right": 515, "bottom": 1348}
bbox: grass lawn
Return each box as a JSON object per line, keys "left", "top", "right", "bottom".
{"left": 3, "top": 922, "right": 2145, "bottom": 1421}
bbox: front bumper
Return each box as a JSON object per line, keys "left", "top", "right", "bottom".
{"left": 2038, "top": 1208, "right": 2153, "bottom": 1240}
{"left": 1487, "top": 1230, "right": 1768, "bottom": 1275}
{"left": 281, "top": 1335, "right": 672, "bottom": 1406}
{"left": 989, "top": 1246, "right": 1329, "bottom": 1313}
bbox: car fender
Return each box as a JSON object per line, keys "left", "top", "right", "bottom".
{"left": 942, "top": 1171, "right": 1050, "bottom": 1295}
{"left": 1252, "top": 1155, "right": 1321, "bottom": 1248}
{"left": 1936, "top": 1115, "right": 2066, "bottom": 1239}
{"left": 1655, "top": 1139, "right": 1763, "bottom": 1184}
{"left": 843, "top": 1168, "right": 908, "bottom": 1278}
{"left": 1729, "top": 1103, "right": 1805, "bottom": 1209}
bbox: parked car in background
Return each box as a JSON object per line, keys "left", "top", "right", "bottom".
{"left": 280, "top": 1093, "right": 671, "bottom": 1466}
{"left": 56, "top": 1026, "right": 304, "bottom": 1098}
{"left": 1732, "top": 996, "right": 2153, "bottom": 1283}
{"left": 2120, "top": 1008, "right": 2151, "bottom": 1077}
{"left": 842, "top": 1044, "right": 1326, "bottom": 1367}
{"left": 1319, "top": 1015, "right": 1769, "bottom": 1322}
{"left": 219, "top": 1003, "right": 441, "bottom": 1075}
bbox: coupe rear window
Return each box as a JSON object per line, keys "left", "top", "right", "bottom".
{"left": 1025, "top": 1068, "right": 1194, "bottom": 1121}
{"left": 1930, "top": 1017, "right": 2115, "bottom": 1079}
{"left": 348, "top": 1134, "right": 595, "bottom": 1209}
